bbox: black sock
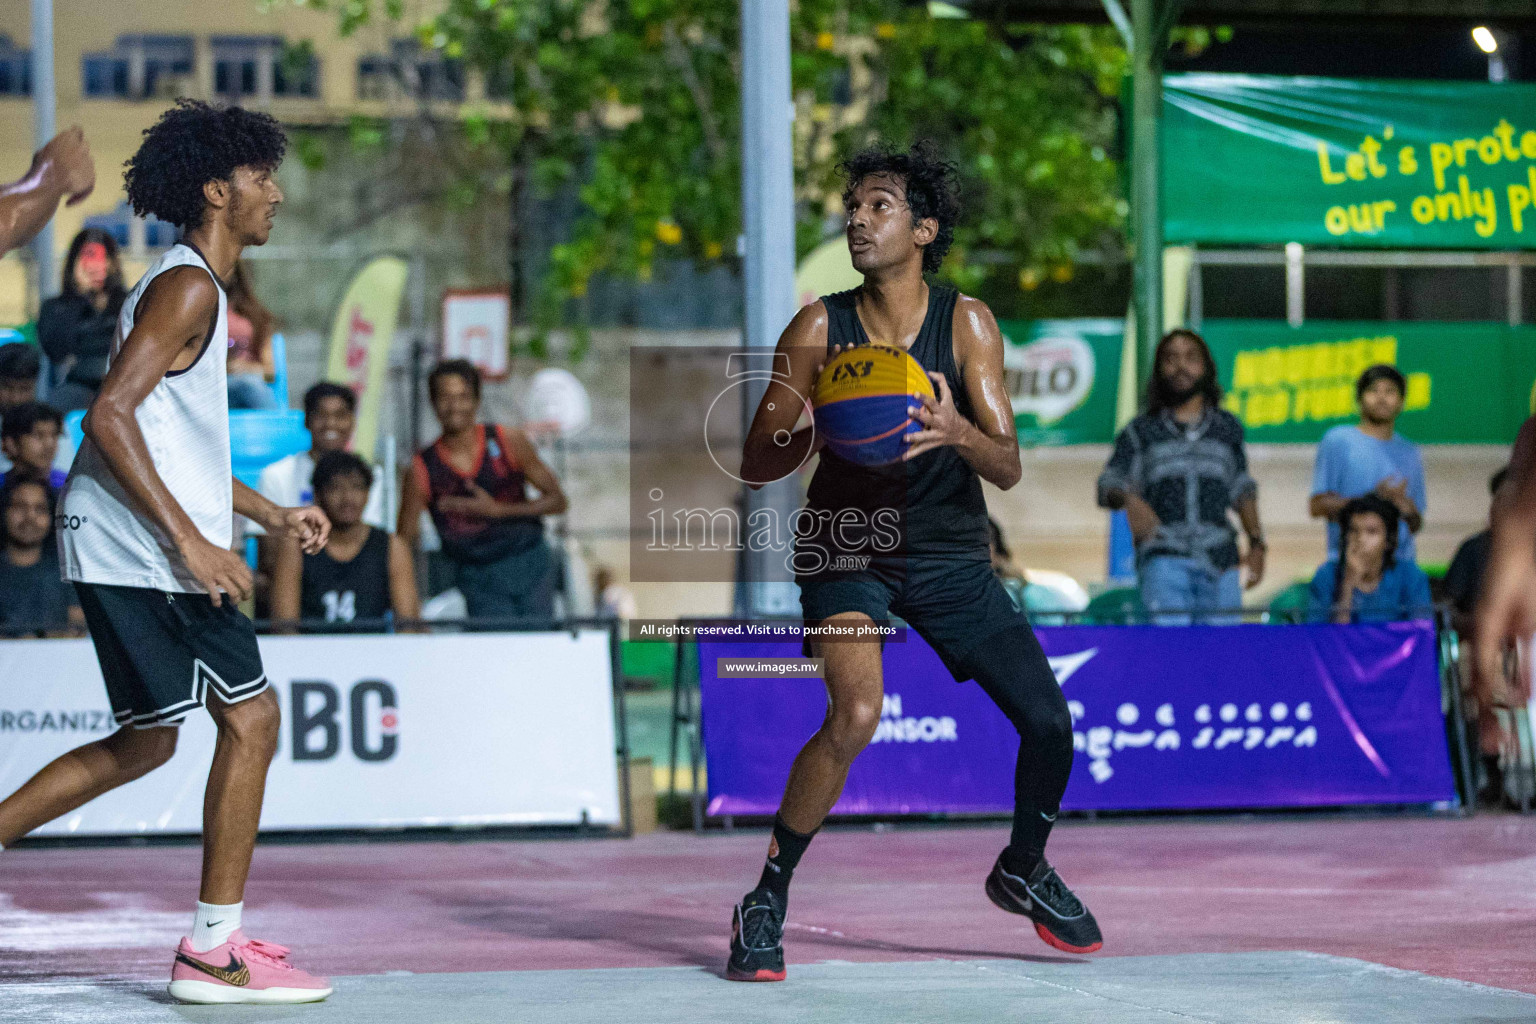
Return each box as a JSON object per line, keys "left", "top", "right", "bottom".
{"left": 1001, "top": 829, "right": 1049, "bottom": 879}
{"left": 756, "top": 815, "right": 817, "bottom": 907}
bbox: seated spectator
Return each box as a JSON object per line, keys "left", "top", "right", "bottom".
{"left": 593, "top": 565, "right": 638, "bottom": 621}
{"left": 271, "top": 452, "right": 419, "bottom": 631}
{"left": 250, "top": 382, "right": 387, "bottom": 557}
{"left": 0, "top": 340, "right": 39, "bottom": 412}
{"left": 1444, "top": 467, "right": 1508, "bottom": 802}
{"left": 988, "top": 516, "right": 1081, "bottom": 616}
{"left": 0, "top": 477, "right": 80, "bottom": 635}
{"left": 1310, "top": 364, "right": 1425, "bottom": 563}
{"left": 1445, "top": 468, "right": 1505, "bottom": 636}
{"left": 398, "top": 359, "right": 568, "bottom": 622}
{"left": 225, "top": 261, "right": 279, "bottom": 410}
{"left": 1097, "top": 329, "right": 1265, "bottom": 623}
{"left": 1307, "top": 495, "right": 1431, "bottom": 623}
{"left": 0, "top": 401, "right": 67, "bottom": 489}
{"left": 38, "top": 227, "right": 126, "bottom": 412}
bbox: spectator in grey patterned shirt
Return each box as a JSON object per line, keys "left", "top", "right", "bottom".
{"left": 1097, "top": 329, "right": 1266, "bottom": 623}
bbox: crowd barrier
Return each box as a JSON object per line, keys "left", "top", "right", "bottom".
{"left": 0, "top": 619, "right": 631, "bottom": 838}
{"left": 666, "top": 610, "right": 1476, "bottom": 829}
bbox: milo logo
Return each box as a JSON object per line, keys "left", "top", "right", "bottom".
{"left": 1005, "top": 333, "right": 1095, "bottom": 426}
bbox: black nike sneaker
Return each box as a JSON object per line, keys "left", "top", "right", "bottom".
{"left": 726, "top": 888, "right": 787, "bottom": 982}
{"left": 985, "top": 854, "right": 1103, "bottom": 954}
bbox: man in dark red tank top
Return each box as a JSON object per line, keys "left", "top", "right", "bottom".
{"left": 724, "top": 143, "right": 1100, "bottom": 983}
{"left": 397, "top": 360, "right": 569, "bottom": 622}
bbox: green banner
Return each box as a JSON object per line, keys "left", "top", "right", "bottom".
{"left": 1163, "top": 74, "right": 1536, "bottom": 248}
{"left": 999, "top": 319, "right": 1122, "bottom": 446}
{"left": 1203, "top": 319, "right": 1536, "bottom": 444}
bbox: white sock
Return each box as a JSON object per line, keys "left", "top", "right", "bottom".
{"left": 189, "top": 901, "right": 242, "bottom": 953}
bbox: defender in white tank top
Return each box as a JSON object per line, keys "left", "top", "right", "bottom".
{"left": 59, "top": 243, "right": 233, "bottom": 592}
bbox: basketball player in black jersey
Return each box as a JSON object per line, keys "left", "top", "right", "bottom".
{"left": 726, "top": 143, "right": 1100, "bottom": 982}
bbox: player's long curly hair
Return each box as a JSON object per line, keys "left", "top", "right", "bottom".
{"left": 124, "top": 99, "right": 287, "bottom": 230}
{"left": 840, "top": 141, "right": 960, "bottom": 274}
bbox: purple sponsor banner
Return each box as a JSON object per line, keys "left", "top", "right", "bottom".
{"left": 700, "top": 623, "right": 1456, "bottom": 816}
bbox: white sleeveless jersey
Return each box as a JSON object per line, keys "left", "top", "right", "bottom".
{"left": 59, "top": 243, "right": 232, "bottom": 593}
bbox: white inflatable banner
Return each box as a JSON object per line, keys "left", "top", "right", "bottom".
{"left": 0, "top": 630, "right": 622, "bottom": 836}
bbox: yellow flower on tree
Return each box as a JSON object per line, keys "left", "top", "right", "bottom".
{"left": 704, "top": 241, "right": 723, "bottom": 260}
{"left": 1018, "top": 267, "right": 1041, "bottom": 291}
{"left": 816, "top": 31, "right": 835, "bottom": 50}
{"left": 655, "top": 220, "right": 683, "bottom": 245}
{"left": 1051, "top": 263, "right": 1074, "bottom": 283}
{"left": 875, "top": 23, "right": 897, "bottom": 40}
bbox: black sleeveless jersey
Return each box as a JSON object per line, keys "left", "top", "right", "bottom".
{"left": 300, "top": 526, "right": 392, "bottom": 629}
{"left": 803, "top": 285, "right": 990, "bottom": 561}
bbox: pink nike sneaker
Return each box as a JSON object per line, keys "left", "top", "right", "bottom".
{"left": 167, "top": 930, "right": 333, "bottom": 1004}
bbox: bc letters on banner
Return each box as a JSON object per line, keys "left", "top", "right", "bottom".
{"left": 0, "top": 631, "right": 621, "bottom": 836}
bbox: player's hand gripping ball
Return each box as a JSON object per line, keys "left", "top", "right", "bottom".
{"left": 812, "top": 344, "right": 935, "bottom": 466}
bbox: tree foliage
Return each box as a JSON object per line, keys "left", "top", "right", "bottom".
{"left": 285, "top": 1, "right": 1206, "bottom": 319}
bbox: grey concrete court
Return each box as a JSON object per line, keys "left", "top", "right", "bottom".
{"left": 7, "top": 952, "right": 1535, "bottom": 1024}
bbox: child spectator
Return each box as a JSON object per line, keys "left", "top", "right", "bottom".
{"left": 0, "top": 476, "right": 80, "bottom": 634}
{"left": 0, "top": 401, "right": 67, "bottom": 489}
{"left": 38, "top": 227, "right": 127, "bottom": 412}
{"left": 1307, "top": 495, "right": 1431, "bottom": 623}
{"left": 1310, "top": 364, "right": 1426, "bottom": 563}
{"left": 272, "top": 451, "right": 418, "bottom": 631}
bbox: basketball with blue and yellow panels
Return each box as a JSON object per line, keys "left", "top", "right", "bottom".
{"left": 812, "top": 344, "right": 935, "bottom": 466}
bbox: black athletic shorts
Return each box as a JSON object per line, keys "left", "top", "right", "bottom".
{"left": 74, "top": 582, "right": 269, "bottom": 730}
{"left": 797, "top": 555, "right": 1029, "bottom": 682}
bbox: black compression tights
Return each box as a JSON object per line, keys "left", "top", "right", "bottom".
{"left": 960, "top": 623, "right": 1075, "bottom": 873}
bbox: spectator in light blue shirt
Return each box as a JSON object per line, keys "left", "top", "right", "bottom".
{"left": 1309, "top": 364, "right": 1425, "bottom": 563}
{"left": 1308, "top": 495, "right": 1432, "bottom": 623}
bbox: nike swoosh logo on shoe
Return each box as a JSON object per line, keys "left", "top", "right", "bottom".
{"left": 176, "top": 951, "right": 251, "bottom": 987}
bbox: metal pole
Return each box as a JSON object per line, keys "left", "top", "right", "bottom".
{"left": 30, "top": 0, "right": 56, "bottom": 303}
{"left": 1130, "top": 0, "right": 1164, "bottom": 389}
{"left": 1285, "top": 242, "right": 1305, "bottom": 327}
{"left": 1508, "top": 259, "right": 1523, "bottom": 328}
{"left": 737, "top": 0, "right": 799, "bottom": 620}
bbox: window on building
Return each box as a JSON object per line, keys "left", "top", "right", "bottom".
{"left": 0, "top": 35, "right": 31, "bottom": 96}
{"left": 211, "top": 37, "right": 318, "bottom": 102}
{"left": 357, "top": 40, "right": 464, "bottom": 102}
{"left": 81, "top": 36, "right": 193, "bottom": 99}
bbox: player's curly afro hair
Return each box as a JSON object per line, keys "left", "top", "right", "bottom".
{"left": 839, "top": 140, "right": 961, "bottom": 275}
{"left": 124, "top": 99, "right": 287, "bottom": 230}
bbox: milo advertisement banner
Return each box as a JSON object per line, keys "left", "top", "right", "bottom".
{"left": 999, "top": 318, "right": 1122, "bottom": 446}
{"left": 1203, "top": 319, "right": 1536, "bottom": 444}
{"left": 1163, "top": 74, "right": 1536, "bottom": 248}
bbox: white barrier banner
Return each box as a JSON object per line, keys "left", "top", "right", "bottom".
{"left": 0, "top": 630, "right": 621, "bottom": 836}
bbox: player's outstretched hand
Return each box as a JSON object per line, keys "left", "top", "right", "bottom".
{"left": 274, "top": 506, "right": 331, "bottom": 554}
{"left": 903, "top": 371, "right": 966, "bottom": 460}
{"left": 182, "top": 537, "right": 254, "bottom": 608}
{"left": 1475, "top": 529, "right": 1536, "bottom": 709}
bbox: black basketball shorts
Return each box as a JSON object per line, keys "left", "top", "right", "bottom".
{"left": 797, "top": 555, "right": 1029, "bottom": 682}
{"left": 73, "top": 582, "right": 269, "bottom": 729}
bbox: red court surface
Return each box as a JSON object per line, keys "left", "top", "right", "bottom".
{"left": 3, "top": 815, "right": 1535, "bottom": 994}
